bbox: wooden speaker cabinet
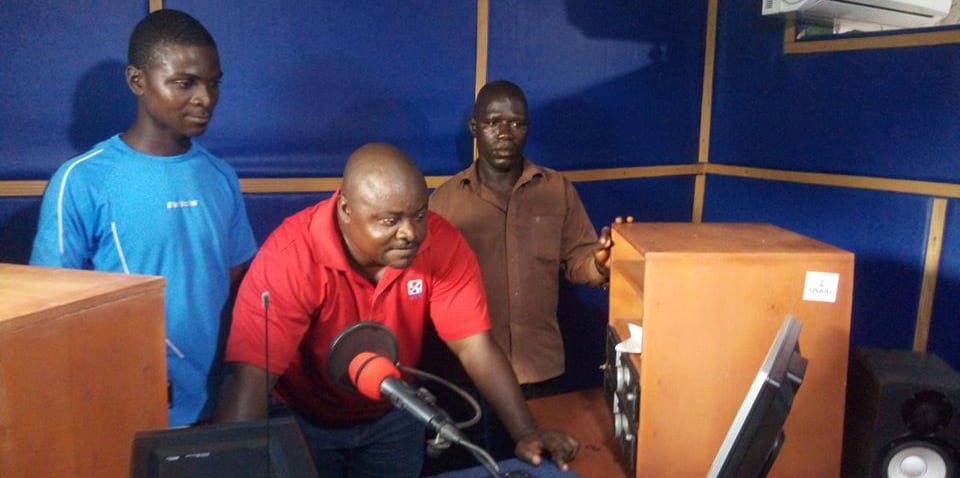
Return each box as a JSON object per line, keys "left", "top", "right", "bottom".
{"left": 604, "top": 223, "right": 853, "bottom": 478}
{"left": 0, "top": 264, "right": 168, "bottom": 478}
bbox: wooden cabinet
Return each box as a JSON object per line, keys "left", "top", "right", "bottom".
{"left": 0, "top": 264, "right": 168, "bottom": 478}
{"left": 606, "top": 223, "right": 853, "bottom": 478}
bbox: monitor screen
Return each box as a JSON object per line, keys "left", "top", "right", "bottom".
{"left": 707, "top": 315, "right": 808, "bottom": 478}
{"left": 131, "top": 417, "right": 318, "bottom": 478}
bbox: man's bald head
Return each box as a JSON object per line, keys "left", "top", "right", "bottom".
{"left": 337, "top": 143, "right": 429, "bottom": 275}
{"left": 341, "top": 142, "right": 426, "bottom": 203}
{"left": 473, "top": 80, "right": 527, "bottom": 120}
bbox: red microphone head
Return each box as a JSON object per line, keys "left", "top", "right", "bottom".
{"left": 348, "top": 351, "right": 401, "bottom": 400}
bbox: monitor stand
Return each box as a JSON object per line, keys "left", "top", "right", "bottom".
{"left": 758, "top": 431, "right": 785, "bottom": 478}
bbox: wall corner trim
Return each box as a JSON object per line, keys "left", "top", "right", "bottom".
{"left": 913, "top": 198, "right": 948, "bottom": 352}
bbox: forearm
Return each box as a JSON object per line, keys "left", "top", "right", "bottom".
{"left": 564, "top": 245, "right": 609, "bottom": 287}
{"left": 214, "top": 362, "right": 279, "bottom": 422}
{"left": 453, "top": 334, "right": 538, "bottom": 441}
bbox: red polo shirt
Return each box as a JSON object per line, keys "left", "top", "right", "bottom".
{"left": 225, "top": 191, "right": 490, "bottom": 424}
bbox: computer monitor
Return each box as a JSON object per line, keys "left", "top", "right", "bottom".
{"left": 707, "top": 315, "right": 808, "bottom": 478}
{"left": 130, "top": 417, "right": 319, "bottom": 478}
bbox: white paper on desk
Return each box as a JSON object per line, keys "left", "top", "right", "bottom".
{"left": 615, "top": 323, "right": 643, "bottom": 354}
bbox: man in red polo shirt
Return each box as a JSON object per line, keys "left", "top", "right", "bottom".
{"left": 216, "top": 143, "right": 578, "bottom": 478}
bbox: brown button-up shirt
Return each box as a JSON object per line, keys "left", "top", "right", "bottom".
{"left": 430, "top": 159, "right": 607, "bottom": 383}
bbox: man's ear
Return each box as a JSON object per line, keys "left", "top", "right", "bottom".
{"left": 337, "top": 195, "right": 351, "bottom": 224}
{"left": 126, "top": 65, "right": 146, "bottom": 97}
{"left": 468, "top": 117, "right": 478, "bottom": 138}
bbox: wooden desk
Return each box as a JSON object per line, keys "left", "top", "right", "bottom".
{"left": 527, "top": 388, "right": 629, "bottom": 478}
{"left": 0, "top": 264, "right": 168, "bottom": 478}
{"left": 607, "top": 223, "right": 852, "bottom": 477}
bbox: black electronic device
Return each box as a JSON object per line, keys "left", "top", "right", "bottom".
{"left": 707, "top": 315, "right": 808, "bottom": 478}
{"left": 130, "top": 417, "right": 319, "bottom": 478}
{"left": 603, "top": 325, "right": 639, "bottom": 474}
{"left": 842, "top": 348, "right": 960, "bottom": 478}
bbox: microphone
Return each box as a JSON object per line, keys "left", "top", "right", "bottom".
{"left": 348, "top": 351, "right": 465, "bottom": 445}
{"left": 329, "top": 323, "right": 521, "bottom": 478}
{"left": 261, "top": 291, "right": 271, "bottom": 478}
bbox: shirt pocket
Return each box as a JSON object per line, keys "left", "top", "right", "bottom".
{"left": 530, "top": 215, "right": 563, "bottom": 261}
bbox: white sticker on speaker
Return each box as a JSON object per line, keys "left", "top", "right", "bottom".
{"left": 803, "top": 271, "right": 840, "bottom": 303}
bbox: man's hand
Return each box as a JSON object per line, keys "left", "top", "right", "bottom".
{"left": 594, "top": 225, "right": 613, "bottom": 274}
{"left": 515, "top": 428, "right": 580, "bottom": 471}
{"left": 448, "top": 333, "right": 579, "bottom": 470}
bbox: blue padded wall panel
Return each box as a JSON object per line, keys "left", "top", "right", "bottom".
{"left": 930, "top": 200, "right": 960, "bottom": 370}
{"left": 0, "top": 2, "right": 144, "bottom": 179}
{"left": 575, "top": 175, "right": 695, "bottom": 228}
{"left": 711, "top": 1, "right": 960, "bottom": 182}
{"left": 165, "top": 1, "right": 476, "bottom": 177}
{"left": 556, "top": 176, "right": 694, "bottom": 390}
{"left": 0, "top": 197, "right": 43, "bottom": 265}
{"left": 703, "top": 176, "right": 929, "bottom": 351}
{"left": 487, "top": 1, "right": 706, "bottom": 170}
{"left": 243, "top": 192, "right": 332, "bottom": 246}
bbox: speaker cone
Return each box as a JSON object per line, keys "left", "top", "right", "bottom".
{"left": 882, "top": 440, "right": 954, "bottom": 478}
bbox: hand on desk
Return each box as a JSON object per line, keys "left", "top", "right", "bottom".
{"left": 515, "top": 428, "right": 580, "bottom": 471}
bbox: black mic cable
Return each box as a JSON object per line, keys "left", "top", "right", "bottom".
{"left": 261, "top": 291, "right": 270, "bottom": 478}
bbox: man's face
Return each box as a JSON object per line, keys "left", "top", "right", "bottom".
{"left": 471, "top": 93, "right": 528, "bottom": 172}
{"left": 133, "top": 43, "right": 222, "bottom": 139}
{"left": 340, "top": 183, "right": 429, "bottom": 270}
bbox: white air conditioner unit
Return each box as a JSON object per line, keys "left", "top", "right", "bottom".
{"left": 762, "top": 0, "right": 951, "bottom": 28}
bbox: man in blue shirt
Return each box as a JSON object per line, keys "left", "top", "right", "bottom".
{"left": 30, "top": 9, "right": 258, "bottom": 426}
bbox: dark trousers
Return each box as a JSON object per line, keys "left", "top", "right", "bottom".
{"left": 271, "top": 402, "right": 427, "bottom": 478}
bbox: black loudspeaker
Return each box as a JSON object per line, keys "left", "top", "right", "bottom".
{"left": 842, "top": 348, "right": 960, "bottom": 478}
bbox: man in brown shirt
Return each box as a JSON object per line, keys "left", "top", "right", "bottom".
{"left": 430, "top": 80, "right": 612, "bottom": 393}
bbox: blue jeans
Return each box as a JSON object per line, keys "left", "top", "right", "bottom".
{"left": 272, "top": 402, "right": 426, "bottom": 478}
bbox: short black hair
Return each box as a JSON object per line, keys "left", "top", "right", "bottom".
{"left": 474, "top": 80, "right": 528, "bottom": 118}
{"left": 127, "top": 9, "right": 216, "bottom": 69}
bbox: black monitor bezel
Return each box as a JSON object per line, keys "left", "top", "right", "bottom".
{"left": 130, "top": 417, "right": 318, "bottom": 478}
{"left": 707, "top": 315, "right": 808, "bottom": 478}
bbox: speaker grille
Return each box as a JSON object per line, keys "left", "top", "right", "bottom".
{"left": 904, "top": 391, "right": 954, "bottom": 435}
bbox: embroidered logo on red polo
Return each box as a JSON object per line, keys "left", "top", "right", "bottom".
{"left": 407, "top": 279, "right": 423, "bottom": 297}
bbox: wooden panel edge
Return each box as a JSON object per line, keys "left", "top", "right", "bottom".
{"left": 562, "top": 164, "right": 702, "bottom": 182}
{"left": 149, "top": 0, "right": 162, "bottom": 13}
{"left": 783, "top": 14, "right": 797, "bottom": 53}
{"left": 474, "top": 0, "right": 489, "bottom": 98}
{"left": 913, "top": 198, "right": 947, "bottom": 352}
{"left": 692, "top": 174, "right": 706, "bottom": 223}
{"left": 0, "top": 180, "right": 47, "bottom": 197}
{"left": 707, "top": 163, "right": 960, "bottom": 198}
{"left": 239, "top": 177, "right": 341, "bottom": 193}
{"left": 698, "top": 0, "right": 718, "bottom": 165}
{"left": 5, "top": 164, "right": 958, "bottom": 196}
{"left": 785, "top": 28, "right": 960, "bottom": 55}
{"left": 473, "top": 0, "right": 489, "bottom": 162}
